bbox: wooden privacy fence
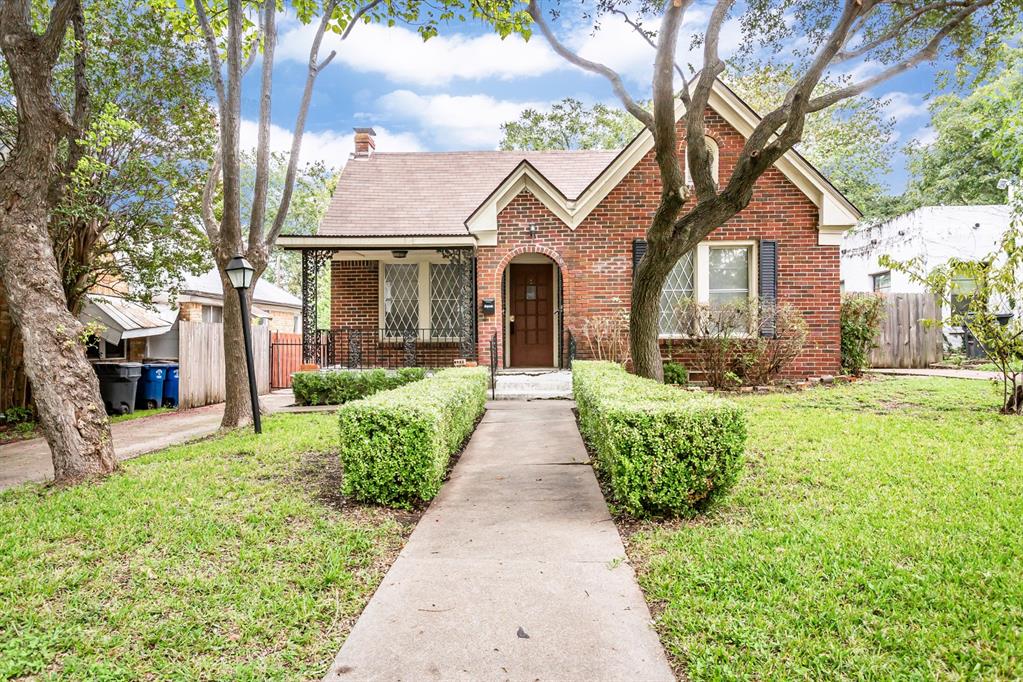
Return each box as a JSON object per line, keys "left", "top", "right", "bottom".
{"left": 270, "top": 331, "right": 302, "bottom": 389}
{"left": 178, "top": 321, "right": 270, "bottom": 409}
{"left": 870, "top": 292, "right": 943, "bottom": 369}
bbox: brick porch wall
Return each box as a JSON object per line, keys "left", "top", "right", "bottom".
{"left": 475, "top": 110, "right": 840, "bottom": 379}
{"left": 329, "top": 259, "right": 462, "bottom": 367}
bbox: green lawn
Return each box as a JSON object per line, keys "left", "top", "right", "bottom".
{"left": 109, "top": 406, "right": 173, "bottom": 423}
{"left": 629, "top": 377, "right": 1023, "bottom": 680}
{"left": 0, "top": 414, "right": 411, "bottom": 681}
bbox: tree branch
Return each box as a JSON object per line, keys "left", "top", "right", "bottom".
{"left": 686, "top": 0, "right": 733, "bottom": 202}
{"left": 41, "top": 0, "right": 78, "bottom": 66}
{"left": 611, "top": 8, "right": 691, "bottom": 109}
{"left": 526, "top": 0, "right": 653, "bottom": 130}
{"left": 201, "top": 147, "right": 222, "bottom": 243}
{"left": 266, "top": 0, "right": 351, "bottom": 245}
{"left": 193, "top": 0, "right": 226, "bottom": 108}
{"left": 836, "top": 0, "right": 969, "bottom": 61}
{"left": 247, "top": 0, "right": 276, "bottom": 248}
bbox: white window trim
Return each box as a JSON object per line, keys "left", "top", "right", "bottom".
{"left": 659, "top": 240, "right": 758, "bottom": 340}
{"left": 377, "top": 255, "right": 460, "bottom": 341}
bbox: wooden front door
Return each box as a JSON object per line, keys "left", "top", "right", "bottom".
{"left": 509, "top": 263, "right": 554, "bottom": 367}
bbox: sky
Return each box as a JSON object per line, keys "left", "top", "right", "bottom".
{"left": 237, "top": 5, "right": 944, "bottom": 195}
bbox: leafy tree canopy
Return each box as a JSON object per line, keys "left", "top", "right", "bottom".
{"left": 899, "top": 46, "right": 1022, "bottom": 211}
{"left": 1, "top": 0, "right": 216, "bottom": 314}
{"left": 500, "top": 98, "right": 643, "bottom": 151}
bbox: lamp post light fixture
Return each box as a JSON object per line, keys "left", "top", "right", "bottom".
{"left": 225, "top": 254, "right": 262, "bottom": 434}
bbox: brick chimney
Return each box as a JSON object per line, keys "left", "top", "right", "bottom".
{"left": 353, "top": 127, "right": 376, "bottom": 158}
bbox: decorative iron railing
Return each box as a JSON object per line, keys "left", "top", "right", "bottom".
{"left": 488, "top": 331, "right": 498, "bottom": 400}
{"left": 304, "top": 327, "right": 475, "bottom": 370}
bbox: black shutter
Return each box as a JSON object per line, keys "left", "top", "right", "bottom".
{"left": 632, "top": 239, "right": 648, "bottom": 277}
{"left": 759, "top": 240, "right": 778, "bottom": 338}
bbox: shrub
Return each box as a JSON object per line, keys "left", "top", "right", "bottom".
{"left": 573, "top": 361, "right": 747, "bottom": 517}
{"left": 670, "top": 298, "right": 808, "bottom": 388}
{"left": 578, "top": 308, "right": 630, "bottom": 364}
{"left": 292, "top": 367, "right": 425, "bottom": 406}
{"left": 840, "top": 293, "right": 885, "bottom": 375}
{"left": 663, "top": 362, "right": 689, "bottom": 385}
{"left": 337, "top": 367, "right": 488, "bottom": 507}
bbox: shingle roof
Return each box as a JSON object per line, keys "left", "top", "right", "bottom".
{"left": 318, "top": 150, "right": 621, "bottom": 237}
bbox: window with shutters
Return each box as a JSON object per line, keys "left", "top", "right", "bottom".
{"left": 657, "top": 241, "right": 758, "bottom": 338}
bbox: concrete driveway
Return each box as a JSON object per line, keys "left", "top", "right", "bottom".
{"left": 0, "top": 391, "right": 295, "bottom": 491}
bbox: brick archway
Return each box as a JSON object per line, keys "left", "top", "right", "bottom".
{"left": 494, "top": 245, "right": 569, "bottom": 369}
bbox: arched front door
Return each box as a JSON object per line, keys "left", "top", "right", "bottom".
{"left": 507, "top": 262, "right": 555, "bottom": 367}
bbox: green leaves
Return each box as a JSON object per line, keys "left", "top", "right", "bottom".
{"left": 573, "top": 361, "right": 748, "bottom": 517}
{"left": 840, "top": 294, "right": 885, "bottom": 375}
{"left": 337, "top": 367, "right": 488, "bottom": 507}
{"left": 500, "top": 98, "right": 645, "bottom": 151}
{"left": 291, "top": 367, "right": 424, "bottom": 405}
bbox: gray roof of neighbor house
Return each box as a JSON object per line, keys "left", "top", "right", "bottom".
{"left": 180, "top": 269, "right": 301, "bottom": 308}
{"left": 317, "top": 150, "right": 621, "bottom": 237}
{"left": 80, "top": 295, "right": 174, "bottom": 344}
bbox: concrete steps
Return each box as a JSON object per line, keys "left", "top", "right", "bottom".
{"left": 493, "top": 369, "right": 573, "bottom": 400}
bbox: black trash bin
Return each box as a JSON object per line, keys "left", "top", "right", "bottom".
{"left": 93, "top": 362, "right": 142, "bottom": 415}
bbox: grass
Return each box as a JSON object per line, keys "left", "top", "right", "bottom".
{"left": 0, "top": 414, "right": 412, "bottom": 681}
{"left": 109, "top": 406, "right": 173, "bottom": 423}
{"left": 628, "top": 376, "right": 1023, "bottom": 680}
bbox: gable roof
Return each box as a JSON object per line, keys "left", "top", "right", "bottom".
{"left": 317, "top": 150, "right": 618, "bottom": 238}
{"left": 289, "top": 78, "right": 859, "bottom": 249}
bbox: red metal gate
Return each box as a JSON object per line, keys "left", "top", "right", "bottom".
{"left": 270, "top": 331, "right": 303, "bottom": 389}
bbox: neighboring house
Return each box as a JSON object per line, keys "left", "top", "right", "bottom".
{"left": 80, "top": 268, "right": 301, "bottom": 362}
{"left": 279, "top": 78, "right": 860, "bottom": 379}
{"left": 840, "top": 204, "right": 1017, "bottom": 352}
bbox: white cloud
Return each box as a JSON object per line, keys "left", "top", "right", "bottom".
{"left": 883, "top": 91, "right": 928, "bottom": 120}
{"left": 276, "top": 22, "right": 563, "bottom": 87}
{"left": 238, "top": 119, "right": 425, "bottom": 167}
{"left": 571, "top": 8, "right": 744, "bottom": 87}
{"left": 911, "top": 125, "right": 938, "bottom": 146}
{"left": 374, "top": 91, "right": 550, "bottom": 149}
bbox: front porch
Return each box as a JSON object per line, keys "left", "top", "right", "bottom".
{"left": 283, "top": 238, "right": 576, "bottom": 371}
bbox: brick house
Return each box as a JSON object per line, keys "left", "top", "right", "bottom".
{"left": 279, "top": 79, "right": 859, "bottom": 379}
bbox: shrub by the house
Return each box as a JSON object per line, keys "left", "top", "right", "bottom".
{"left": 663, "top": 361, "right": 689, "bottom": 385}
{"left": 292, "top": 367, "right": 425, "bottom": 406}
{"left": 573, "top": 361, "right": 747, "bottom": 516}
{"left": 338, "top": 367, "right": 488, "bottom": 507}
{"left": 840, "top": 293, "right": 885, "bottom": 375}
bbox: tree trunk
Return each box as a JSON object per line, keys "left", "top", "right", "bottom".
{"left": 0, "top": 154, "right": 116, "bottom": 482}
{"left": 0, "top": 0, "right": 116, "bottom": 483}
{"left": 218, "top": 264, "right": 265, "bottom": 428}
{"left": 0, "top": 283, "right": 31, "bottom": 412}
{"left": 630, "top": 248, "right": 678, "bottom": 382}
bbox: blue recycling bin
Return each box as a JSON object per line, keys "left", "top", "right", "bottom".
{"left": 160, "top": 363, "right": 179, "bottom": 408}
{"left": 136, "top": 364, "right": 166, "bottom": 410}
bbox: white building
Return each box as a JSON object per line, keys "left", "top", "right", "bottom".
{"left": 840, "top": 204, "right": 1016, "bottom": 352}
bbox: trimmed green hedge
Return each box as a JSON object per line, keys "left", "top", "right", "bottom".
{"left": 292, "top": 367, "right": 425, "bottom": 406}
{"left": 573, "top": 361, "right": 747, "bottom": 516}
{"left": 338, "top": 367, "right": 488, "bottom": 507}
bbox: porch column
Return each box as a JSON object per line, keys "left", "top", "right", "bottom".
{"left": 301, "top": 248, "right": 335, "bottom": 363}
{"left": 438, "top": 247, "right": 477, "bottom": 360}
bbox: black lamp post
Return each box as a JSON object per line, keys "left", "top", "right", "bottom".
{"left": 225, "top": 254, "right": 261, "bottom": 434}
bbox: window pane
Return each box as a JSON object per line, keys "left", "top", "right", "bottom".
{"left": 658, "top": 252, "right": 695, "bottom": 335}
{"left": 384, "top": 263, "right": 419, "bottom": 332}
{"left": 430, "top": 263, "right": 461, "bottom": 336}
{"left": 872, "top": 271, "right": 891, "bottom": 292}
{"left": 709, "top": 247, "right": 749, "bottom": 293}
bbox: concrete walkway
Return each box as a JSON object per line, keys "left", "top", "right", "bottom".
{"left": 869, "top": 367, "right": 1003, "bottom": 381}
{"left": 324, "top": 400, "right": 673, "bottom": 681}
{"left": 0, "top": 390, "right": 295, "bottom": 490}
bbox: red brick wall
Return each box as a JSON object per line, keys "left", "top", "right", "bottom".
{"left": 329, "top": 110, "right": 841, "bottom": 379}
{"left": 330, "top": 260, "right": 378, "bottom": 329}
{"left": 476, "top": 110, "right": 840, "bottom": 379}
